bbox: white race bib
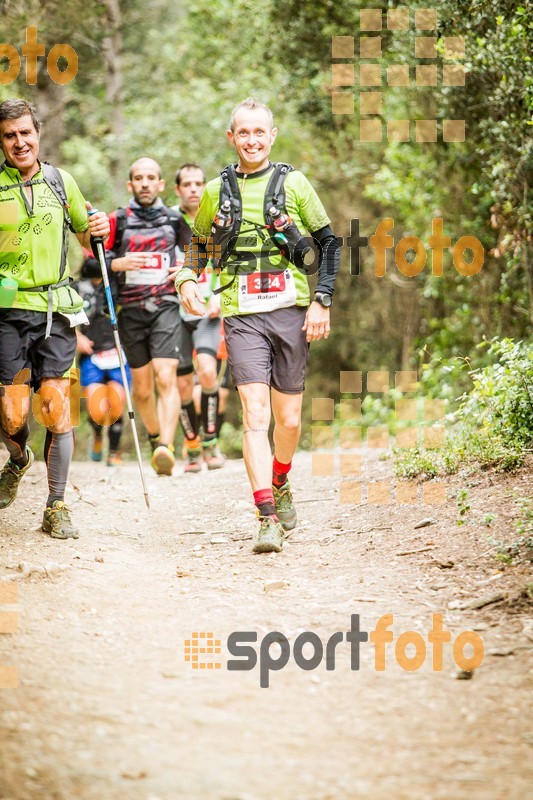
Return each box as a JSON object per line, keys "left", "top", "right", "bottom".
{"left": 125, "top": 252, "right": 170, "bottom": 286}
{"left": 91, "top": 348, "right": 121, "bottom": 370}
{"left": 238, "top": 269, "right": 296, "bottom": 313}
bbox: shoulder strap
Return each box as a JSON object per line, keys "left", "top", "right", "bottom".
{"left": 166, "top": 207, "right": 185, "bottom": 242}
{"left": 264, "top": 162, "right": 293, "bottom": 225}
{"left": 113, "top": 208, "right": 128, "bottom": 251}
{"left": 41, "top": 163, "right": 72, "bottom": 228}
{"left": 41, "top": 162, "right": 73, "bottom": 281}
{"left": 219, "top": 164, "right": 242, "bottom": 237}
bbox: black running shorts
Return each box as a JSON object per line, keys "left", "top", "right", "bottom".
{"left": 223, "top": 306, "right": 309, "bottom": 394}
{"left": 0, "top": 308, "right": 76, "bottom": 389}
{"left": 118, "top": 301, "right": 181, "bottom": 369}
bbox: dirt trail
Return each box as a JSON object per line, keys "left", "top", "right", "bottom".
{"left": 0, "top": 451, "right": 531, "bottom": 800}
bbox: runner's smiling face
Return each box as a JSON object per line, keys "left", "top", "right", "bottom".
{"left": 227, "top": 108, "right": 277, "bottom": 174}
{"left": 0, "top": 114, "right": 40, "bottom": 179}
{"left": 127, "top": 160, "right": 165, "bottom": 206}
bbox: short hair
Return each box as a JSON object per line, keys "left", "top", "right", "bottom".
{"left": 0, "top": 99, "right": 41, "bottom": 133}
{"left": 175, "top": 163, "right": 206, "bottom": 186}
{"left": 128, "top": 157, "right": 161, "bottom": 181}
{"left": 229, "top": 97, "right": 274, "bottom": 132}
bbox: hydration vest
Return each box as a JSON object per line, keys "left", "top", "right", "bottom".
{"left": 0, "top": 161, "right": 73, "bottom": 281}
{"left": 0, "top": 161, "right": 77, "bottom": 336}
{"left": 215, "top": 162, "right": 310, "bottom": 269}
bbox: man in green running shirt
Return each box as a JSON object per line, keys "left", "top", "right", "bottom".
{"left": 176, "top": 97, "right": 340, "bottom": 554}
{"left": 0, "top": 98, "right": 110, "bottom": 539}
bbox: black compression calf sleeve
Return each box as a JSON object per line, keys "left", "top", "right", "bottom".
{"left": 0, "top": 423, "right": 30, "bottom": 467}
{"left": 179, "top": 401, "right": 199, "bottom": 441}
{"left": 215, "top": 411, "right": 225, "bottom": 438}
{"left": 201, "top": 388, "right": 219, "bottom": 443}
{"left": 88, "top": 416, "right": 103, "bottom": 437}
{"left": 108, "top": 417, "right": 123, "bottom": 452}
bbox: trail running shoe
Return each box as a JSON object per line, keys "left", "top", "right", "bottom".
{"left": 184, "top": 447, "right": 203, "bottom": 474}
{"left": 202, "top": 442, "right": 225, "bottom": 470}
{"left": 252, "top": 516, "right": 285, "bottom": 554}
{"left": 273, "top": 480, "right": 297, "bottom": 531}
{"left": 151, "top": 444, "right": 175, "bottom": 476}
{"left": 0, "top": 447, "right": 34, "bottom": 510}
{"left": 89, "top": 434, "right": 103, "bottom": 462}
{"left": 42, "top": 501, "right": 79, "bottom": 539}
{"left": 107, "top": 451, "right": 122, "bottom": 467}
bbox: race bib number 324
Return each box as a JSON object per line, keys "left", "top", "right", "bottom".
{"left": 238, "top": 269, "right": 296, "bottom": 312}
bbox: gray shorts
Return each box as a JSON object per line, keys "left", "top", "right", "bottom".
{"left": 176, "top": 315, "right": 222, "bottom": 375}
{"left": 223, "top": 306, "right": 309, "bottom": 394}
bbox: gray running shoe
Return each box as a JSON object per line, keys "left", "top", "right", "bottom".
{"left": 42, "top": 501, "right": 79, "bottom": 539}
{"left": 253, "top": 516, "right": 285, "bottom": 554}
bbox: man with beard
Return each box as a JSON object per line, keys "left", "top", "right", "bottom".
{"left": 106, "top": 158, "right": 189, "bottom": 475}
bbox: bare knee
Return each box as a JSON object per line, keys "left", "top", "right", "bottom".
{"left": 197, "top": 365, "right": 218, "bottom": 391}
{"left": 155, "top": 367, "right": 177, "bottom": 394}
{"left": 242, "top": 397, "right": 270, "bottom": 430}
{"left": 133, "top": 382, "right": 152, "bottom": 405}
{"left": 0, "top": 392, "right": 30, "bottom": 435}
{"left": 275, "top": 408, "right": 301, "bottom": 435}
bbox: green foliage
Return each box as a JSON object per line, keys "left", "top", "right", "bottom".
{"left": 394, "top": 421, "right": 526, "bottom": 479}
{"left": 458, "top": 338, "right": 533, "bottom": 447}
{"left": 490, "top": 494, "right": 533, "bottom": 565}
{"left": 394, "top": 337, "right": 532, "bottom": 479}
{"left": 393, "top": 446, "right": 442, "bottom": 479}
{"left": 456, "top": 488, "right": 471, "bottom": 526}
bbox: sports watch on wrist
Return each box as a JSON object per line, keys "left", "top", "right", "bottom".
{"left": 313, "top": 292, "right": 332, "bottom": 308}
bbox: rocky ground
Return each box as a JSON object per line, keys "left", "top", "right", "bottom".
{"left": 0, "top": 450, "right": 531, "bottom": 800}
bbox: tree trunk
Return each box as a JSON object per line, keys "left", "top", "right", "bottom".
{"left": 102, "top": 0, "right": 125, "bottom": 203}
{"left": 401, "top": 285, "right": 419, "bottom": 371}
{"left": 35, "top": 80, "right": 67, "bottom": 165}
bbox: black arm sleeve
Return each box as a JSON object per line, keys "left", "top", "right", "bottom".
{"left": 312, "top": 225, "right": 341, "bottom": 295}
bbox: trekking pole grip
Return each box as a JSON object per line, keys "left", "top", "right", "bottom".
{"left": 87, "top": 208, "right": 104, "bottom": 249}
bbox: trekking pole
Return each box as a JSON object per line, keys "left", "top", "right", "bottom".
{"left": 88, "top": 210, "right": 150, "bottom": 509}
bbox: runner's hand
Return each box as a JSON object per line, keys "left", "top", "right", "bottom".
{"left": 110, "top": 253, "right": 152, "bottom": 272}
{"left": 302, "top": 302, "right": 330, "bottom": 342}
{"left": 179, "top": 280, "right": 206, "bottom": 316}
{"left": 76, "top": 332, "right": 94, "bottom": 355}
{"left": 86, "top": 202, "right": 110, "bottom": 239}
{"left": 166, "top": 264, "right": 181, "bottom": 282}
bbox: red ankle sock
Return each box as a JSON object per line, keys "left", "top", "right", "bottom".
{"left": 272, "top": 456, "right": 291, "bottom": 488}
{"left": 253, "top": 488, "right": 278, "bottom": 519}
